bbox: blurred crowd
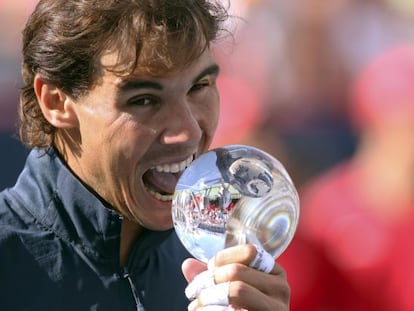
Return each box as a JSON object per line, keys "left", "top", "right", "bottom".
{"left": 0, "top": 1, "right": 37, "bottom": 189}
{"left": 1, "top": 0, "right": 414, "bottom": 310}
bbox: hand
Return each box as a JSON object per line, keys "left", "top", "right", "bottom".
{"left": 182, "top": 244, "right": 290, "bottom": 311}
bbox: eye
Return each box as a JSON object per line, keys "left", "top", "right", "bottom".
{"left": 127, "top": 96, "right": 157, "bottom": 106}
{"left": 190, "top": 80, "right": 211, "bottom": 93}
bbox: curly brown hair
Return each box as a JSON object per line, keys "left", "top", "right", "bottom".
{"left": 19, "top": 0, "right": 229, "bottom": 148}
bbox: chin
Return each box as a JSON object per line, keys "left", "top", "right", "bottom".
{"left": 157, "top": 214, "right": 174, "bottom": 231}
{"left": 141, "top": 213, "right": 174, "bottom": 231}
{"left": 148, "top": 222, "right": 174, "bottom": 232}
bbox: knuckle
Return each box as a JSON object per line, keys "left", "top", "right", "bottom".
{"left": 244, "top": 244, "right": 257, "bottom": 262}
{"left": 229, "top": 280, "right": 249, "bottom": 298}
{"left": 226, "top": 263, "right": 247, "bottom": 279}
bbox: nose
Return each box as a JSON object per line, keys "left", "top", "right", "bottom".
{"left": 160, "top": 99, "right": 202, "bottom": 145}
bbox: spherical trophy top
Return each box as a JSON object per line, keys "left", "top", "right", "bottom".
{"left": 172, "top": 145, "right": 300, "bottom": 263}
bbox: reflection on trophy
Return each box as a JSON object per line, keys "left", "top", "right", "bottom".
{"left": 172, "top": 145, "right": 299, "bottom": 263}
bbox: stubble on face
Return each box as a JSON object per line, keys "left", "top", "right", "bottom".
{"left": 57, "top": 49, "right": 221, "bottom": 231}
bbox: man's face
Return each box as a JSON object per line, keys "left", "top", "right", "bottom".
{"left": 63, "top": 49, "right": 220, "bottom": 230}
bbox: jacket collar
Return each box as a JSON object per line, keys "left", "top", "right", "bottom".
{"left": 16, "top": 148, "right": 173, "bottom": 267}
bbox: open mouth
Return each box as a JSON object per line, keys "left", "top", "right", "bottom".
{"left": 143, "top": 155, "right": 193, "bottom": 202}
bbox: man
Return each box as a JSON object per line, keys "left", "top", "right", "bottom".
{"left": 0, "top": 0, "right": 290, "bottom": 310}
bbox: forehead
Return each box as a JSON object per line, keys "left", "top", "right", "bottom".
{"left": 99, "top": 31, "right": 211, "bottom": 74}
{"left": 100, "top": 48, "right": 217, "bottom": 83}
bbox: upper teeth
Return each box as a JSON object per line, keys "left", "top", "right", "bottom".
{"left": 154, "top": 155, "right": 193, "bottom": 173}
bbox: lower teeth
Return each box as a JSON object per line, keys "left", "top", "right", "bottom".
{"left": 147, "top": 188, "right": 173, "bottom": 201}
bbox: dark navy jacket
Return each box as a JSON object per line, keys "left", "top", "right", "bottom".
{"left": 0, "top": 148, "right": 191, "bottom": 310}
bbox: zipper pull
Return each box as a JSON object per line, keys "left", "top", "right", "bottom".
{"left": 122, "top": 268, "right": 145, "bottom": 311}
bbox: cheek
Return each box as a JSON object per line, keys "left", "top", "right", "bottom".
{"left": 107, "top": 119, "right": 157, "bottom": 160}
{"left": 200, "top": 92, "right": 220, "bottom": 135}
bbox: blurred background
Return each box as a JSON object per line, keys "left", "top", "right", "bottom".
{"left": 0, "top": 1, "right": 37, "bottom": 189}
{"left": 1, "top": 1, "right": 414, "bottom": 310}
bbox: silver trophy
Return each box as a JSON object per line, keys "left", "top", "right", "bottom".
{"left": 172, "top": 145, "right": 300, "bottom": 263}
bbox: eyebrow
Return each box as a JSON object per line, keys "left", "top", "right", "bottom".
{"left": 192, "top": 64, "right": 220, "bottom": 84}
{"left": 119, "top": 80, "right": 163, "bottom": 92}
{"left": 118, "top": 64, "right": 220, "bottom": 92}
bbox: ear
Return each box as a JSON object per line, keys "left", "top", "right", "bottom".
{"left": 34, "top": 75, "right": 78, "bottom": 129}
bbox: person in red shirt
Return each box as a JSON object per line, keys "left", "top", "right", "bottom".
{"left": 279, "top": 44, "right": 414, "bottom": 311}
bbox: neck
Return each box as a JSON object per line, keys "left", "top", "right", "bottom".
{"left": 120, "top": 218, "right": 144, "bottom": 266}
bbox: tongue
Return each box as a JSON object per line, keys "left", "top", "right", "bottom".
{"left": 144, "top": 169, "right": 180, "bottom": 194}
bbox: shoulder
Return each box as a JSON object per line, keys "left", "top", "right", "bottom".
{"left": 0, "top": 188, "right": 29, "bottom": 234}
{"left": 300, "top": 162, "right": 353, "bottom": 209}
{"left": 0, "top": 188, "right": 41, "bottom": 252}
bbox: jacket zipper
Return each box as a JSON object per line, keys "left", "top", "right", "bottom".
{"left": 122, "top": 268, "right": 145, "bottom": 311}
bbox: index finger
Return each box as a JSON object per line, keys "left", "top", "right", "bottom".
{"left": 209, "top": 244, "right": 278, "bottom": 274}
